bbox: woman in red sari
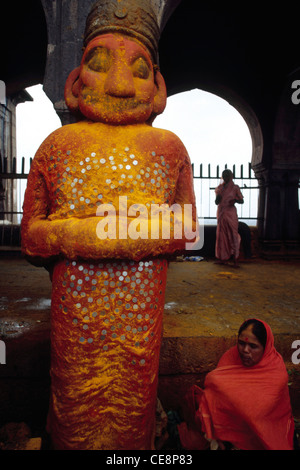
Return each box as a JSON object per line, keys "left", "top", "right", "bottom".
{"left": 215, "top": 169, "right": 244, "bottom": 266}
{"left": 178, "top": 319, "right": 295, "bottom": 450}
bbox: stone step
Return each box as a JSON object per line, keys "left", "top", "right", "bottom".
{"left": 0, "top": 255, "right": 299, "bottom": 436}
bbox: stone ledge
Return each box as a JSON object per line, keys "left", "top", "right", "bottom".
{"left": 159, "top": 333, "right": 300, "bottom": 375}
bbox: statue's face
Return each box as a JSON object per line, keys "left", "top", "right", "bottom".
{"left": 78, "top": 33, "right": 156, "bottom": 124}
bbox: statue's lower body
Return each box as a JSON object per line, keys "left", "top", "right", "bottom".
{"left": 47, "top": 257, "right": 168, "bottom": 450}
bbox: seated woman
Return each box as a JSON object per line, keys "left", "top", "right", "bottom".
{"left": 178, "top": 319, "right": 295, "bottom": 450}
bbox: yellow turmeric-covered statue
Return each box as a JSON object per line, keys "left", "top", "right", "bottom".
{"left": 21, "top": 0, "right": 198, "bottom": 450}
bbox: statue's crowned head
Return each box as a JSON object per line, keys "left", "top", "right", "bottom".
{"left": 64, "top": 0, "right": 167, "bottom": 124}
{"left": 84, "top": 0, "right": 160, "bottom": 65}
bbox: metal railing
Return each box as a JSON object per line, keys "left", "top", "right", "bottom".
{"left": 0, "top": 156, "right": 31, "bottom": 248}
{"left": 0, "top": 158, "right": 259, "bottom": 248}
{"left": 192, "top": 162, "right": 259, "bottom": 225}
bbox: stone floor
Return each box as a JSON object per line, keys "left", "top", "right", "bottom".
{"left": 0, "top": 252, "right": 300, "bottom": 443}
{"left": 1, "top": 253, "right": 300, "bottom": 340}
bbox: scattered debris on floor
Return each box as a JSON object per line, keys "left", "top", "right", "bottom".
{"left": 0, "top": 422, "right": 41, "bottom": 450}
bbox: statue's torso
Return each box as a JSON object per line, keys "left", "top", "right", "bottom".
{"left": 40, "top": 121, "right": 183, "bottom": 221}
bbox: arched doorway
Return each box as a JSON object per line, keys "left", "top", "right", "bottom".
{"left": 154, "top": 88, "right": 260, "bottom": 227}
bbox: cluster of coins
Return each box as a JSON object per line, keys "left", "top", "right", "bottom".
{"left": 55, "top": 258, "right": 167, "bottom": 366}
{"left": 47, "top": 146, "right": 174, "bottom": 219}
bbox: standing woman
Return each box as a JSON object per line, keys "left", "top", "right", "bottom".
{"left": 215, "top": 169, "right": 244, "bottom": 266}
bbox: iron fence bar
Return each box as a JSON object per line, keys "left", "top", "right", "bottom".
{"left": 0, "top": 211, "right": 24, "bottom": 215}
{"left": 202, "top": 216, "right": 258, "bottom": 219}
{"left": 0, "top": 174, "right": 29, "bottom": 179}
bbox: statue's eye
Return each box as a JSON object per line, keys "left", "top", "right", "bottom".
{"left": 86, "top": 48, "right": 111, "bottom": 72}
{"left": 131, "top": 57, "right": 150, "bottom": 79}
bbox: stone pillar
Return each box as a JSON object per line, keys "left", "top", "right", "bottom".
{"left": 254, "top": 167, "right": 300, "bottom": 257}
{"left": 41, "top": 0, "right": 94, "bottom": 125}
{"left": 254, "top": 167, "right": 267, "bottom": 241}
{"left": 253, "top": 70, "right": 300, "bottom": 258}
{"left": 282, "top": 172, "right": 300, "bottom": 248}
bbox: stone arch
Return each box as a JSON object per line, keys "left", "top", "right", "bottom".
{"left": 166, "top": 82, "right": 263, "bottom": 173}
{"left": 191, "top": 85, "right": 263, "bottom": 170}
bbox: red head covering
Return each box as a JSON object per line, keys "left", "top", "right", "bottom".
{"left": 194, "top": 319, "right": 294, "bottom": 450}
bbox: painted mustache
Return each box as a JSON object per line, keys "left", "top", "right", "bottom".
{"left": 81, "top": 88, "right": 144, "bottom": 111}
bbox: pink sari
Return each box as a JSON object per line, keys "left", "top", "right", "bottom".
{"left": 215, "top": 181, "right": 243, "bottom": 261}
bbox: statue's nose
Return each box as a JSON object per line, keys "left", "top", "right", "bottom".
{"left": 104, "top": 59, "right": 135, "bottom": 97}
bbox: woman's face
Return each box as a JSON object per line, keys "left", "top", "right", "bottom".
{"left": 237, "top": 325, "right": 265, "bottom": 367}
